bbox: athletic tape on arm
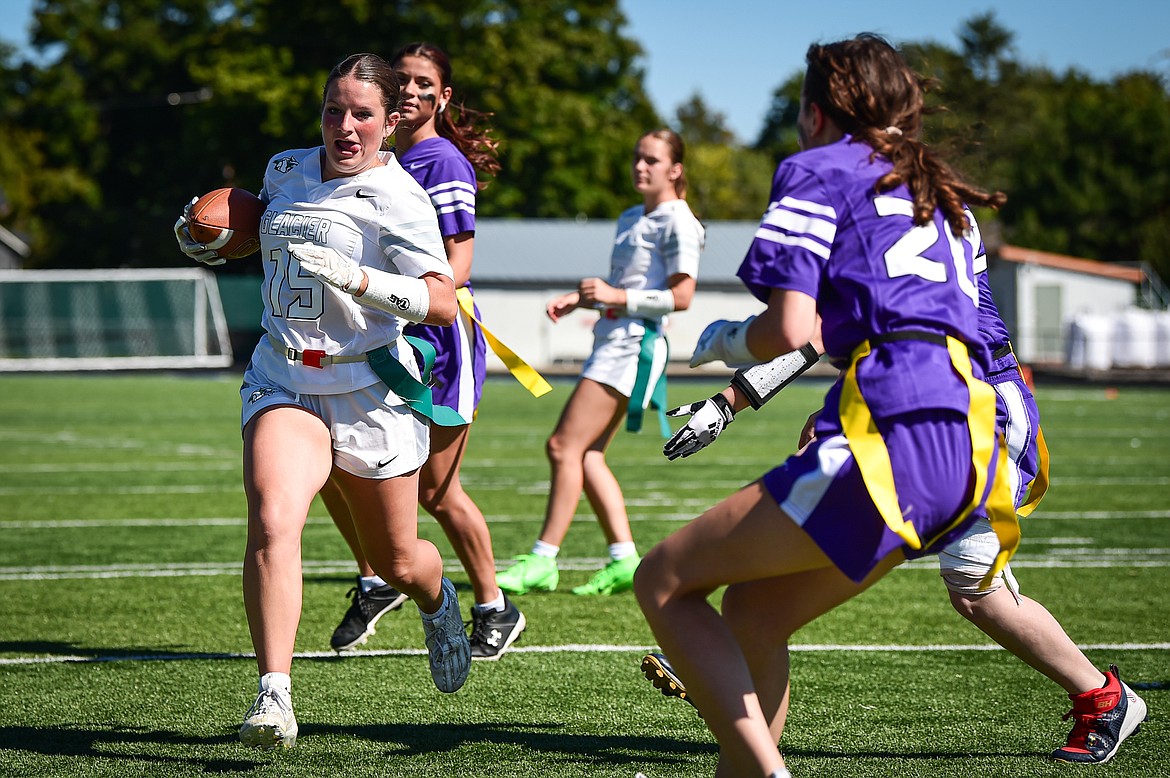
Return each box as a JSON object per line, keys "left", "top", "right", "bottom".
{"left": 624, "top": 288, "right": 675, "bottom": 318}
{"left": 730, "top": 343, "right": 820, "bottom": 409}
{"left": 357, "top": 266, "right": 430, "bottom": 322}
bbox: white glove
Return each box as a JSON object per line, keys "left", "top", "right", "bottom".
{"left": 663, "top": 394, "right": 735, "bottom": 460}
{"left": 173, "top": 197, "right": 224, "bottom": 266}
{"left": 690, "top": 316, "right": 758, "bottom": 368}
{"left": 289, "top": 243, "right": 363, "bottom": 293}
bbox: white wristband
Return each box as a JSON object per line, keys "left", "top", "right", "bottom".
{"left": 624, "top": 288, "right": 675, "bottom": 318}
{"left": 357, "top": 266, "right": 430, "bottom": 322}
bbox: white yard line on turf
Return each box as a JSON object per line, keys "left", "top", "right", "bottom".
{"left": 3, "top": 642, "right": 1169, "bottom": 666}
{"left": 2, "top": 551, "right": 1170, "bottom": 581}
{"left": 4, "top": 510, "right": 1170, "bottom": 529}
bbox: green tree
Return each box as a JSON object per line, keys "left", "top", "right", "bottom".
{"left": 753, "top": 72, "right": 802, "bottom": 165}
{"left": 666, "top": 94, "right": 772, "bottom": 220}
{"left": 9, "top": 0, "right": 660, "bottom": 267}
{"left": 674, "top": 92, "right": 736, "bottom": 146}
{"left": 446, "top": 0, "right": 660, "bottom": 217}
{"left": 683, "top": 143, "right": 774, "bottom": 221}
{"left": 997, "top": 70, "right": 1170, "bottom": 281}
{"left": 0, "top": 39, "right": 100, "bottom": 266}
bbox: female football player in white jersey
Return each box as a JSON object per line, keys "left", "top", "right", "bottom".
{"left": 319, "top": 42, "right": 527, "bottom": 662}
{"left": 495, "top": 128, "right": 705, "bottom": 598}
{"left": 174, "top": 52, "right": 471, "bottom": 749}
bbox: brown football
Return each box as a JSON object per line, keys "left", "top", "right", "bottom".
{"left": 187, "top": 188, "right": 265, "bottom": 259}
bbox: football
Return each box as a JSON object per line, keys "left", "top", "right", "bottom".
{"left": 187, "top": 188, "right": 265, "bottom": 260}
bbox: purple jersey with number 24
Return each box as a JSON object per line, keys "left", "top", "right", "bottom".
{"left": 740, "top": 135, "right": 1009, "bottom": 581}
{"left": 738, "top": 134, "right": 991, "bottom": 428}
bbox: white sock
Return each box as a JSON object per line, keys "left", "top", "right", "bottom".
{"left": 476, "top": 592, "right": 506, "bottom": 613}
{"left": 769, "top": 770, "right": 792, "bottom": 778}
{"left": 258, "top": 672, "right": 291, "bottom": 695}
{"left": 359, "top": 574, "right": 387, "bottom": 593}
{"left": 532, "top": 540, "right": 559, "bottom": 559}
{"left": 609, "top": 541, "right": 637, "bottom": 561}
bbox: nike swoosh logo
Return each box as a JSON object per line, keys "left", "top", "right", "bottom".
{"left": 377, "top": 454, "right": 398, "bottom": 468}
{"left": 407, "top": 162, "right": 424, "bottom": 170}
{"left": 356, "top": 189, "right": 377, "bottom": 198}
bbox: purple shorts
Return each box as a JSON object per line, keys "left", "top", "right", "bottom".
{"left": 762, "top": 409, "right": 992, "bottom": 582}
{"left": 404, "top": 294, "right": 486, "bottom": 424}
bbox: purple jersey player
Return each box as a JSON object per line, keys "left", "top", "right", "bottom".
{"left": 646, "top": 233, "right": 1146, "bottom": 767}
{"left": 320, "top": 42, "right": 526, "bottom": 663}
{"left": 634, "top": 35, "right": 1024, "bottom": 777}
{"left": 400, "top": 135, "right": 488, "bottom": 417}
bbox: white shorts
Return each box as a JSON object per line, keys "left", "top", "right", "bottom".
{"left": 937, "top": 516, "right": 1020, "bottom": 597}
{"left": 240, "top": 359, "right": 428, "bottom": 479}
{"left": 581, "top": 316, "right": 667, "bottom": 402}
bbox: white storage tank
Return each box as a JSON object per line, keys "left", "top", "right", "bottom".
{"left": 1066, "top": 312, "right": 1114, "bottom": 371}
{"left": 1113, "top": 308, "right": 1157, "bottom": 368}
{"left": 1154, "top": 310, "right": 1170, "bottom": 368}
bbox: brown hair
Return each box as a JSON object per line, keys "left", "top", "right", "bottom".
{"left": 323, "top": 53, "right": 401, "bottom": 150}
{"left": 640, "top": 128, "right": 689, "bottom": 199}
{"left": 803, "top": 33, "right": 1006, "bottom": 235}
{"left": 391, "top": 42, "right": 501, "bottom": 187}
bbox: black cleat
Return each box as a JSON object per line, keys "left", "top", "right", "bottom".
{"left": 469, "top": 595, "right": 527, "bottom": 660}
{"left": 641, "top": 652, "right": 700, "bottom": 717}
{"left": 330, "top": 577, "right": 408, "bottom": 651}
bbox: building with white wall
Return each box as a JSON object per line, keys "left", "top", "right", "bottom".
{"left": 472, "top": 220, "right": 1167, "bottom": 375}
{"left": 986, "top": 244, "right": 1169, "bottom": 369}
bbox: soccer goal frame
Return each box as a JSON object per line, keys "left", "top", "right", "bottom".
{"left": 0, "top": 268, "right": 234, "bottom": 371}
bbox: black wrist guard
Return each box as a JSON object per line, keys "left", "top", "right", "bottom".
{"left": 731, "top": 343, "right": 820, "bottom": 410}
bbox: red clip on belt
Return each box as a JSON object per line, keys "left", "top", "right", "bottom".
{"left": 268, "top": 333, "right": 368, "bottom": 369}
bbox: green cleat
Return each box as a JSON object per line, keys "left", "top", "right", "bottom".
{"left": 571, "top": 555, "right": 640, "bottom": 595}
{"left": 496, "top": 554, "right": 559, "bottom": 595}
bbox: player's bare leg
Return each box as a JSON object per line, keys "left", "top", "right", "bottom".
{"left": 540, "top": 378, "right": 625, "bottom": 546}
{"left": 583, "top": 436, "right": 634, "bottom": 547}
{"left": 635, "top": 481, "right": 903, "bottom": 775}
{"left": 498, "top": 378, "right": 628, "bottom": 596}
{"left": 423, "top": 422, "right": 528, "bottom": 658}
{"left": 321, "top": 478, "right": 376, "bottom": 577}
{"left": 420, "top": 423, "right": 499, "bottom": 603}
{"left": 951, "top": 587, "right": 1105, "bottom": 693}
{"left": 336, "top": 466, "right": 470, "bottom": 691}
{"left": 332, "top": 467, "right": 443, "bottom": 611}
{"left": 242, "top": 406, "right": 332, "bottom": 675}
{"left": 717, "top": 562, "right": 899, "bottom": 767}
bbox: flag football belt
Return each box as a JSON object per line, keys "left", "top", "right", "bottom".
{"left": 269, "top": 333, "right": 467, "bottom": 427}
{"left": 268, "top": 333, "right": 367, "bottom": 368}
{"left": 626, "top": 318, "right": 671, "bottom": 438}
{"left": 455, "top": 286, "right": 552, "bottom": 398}
{"left": 836, "top": 330, "right": 1019, "bottom": 589}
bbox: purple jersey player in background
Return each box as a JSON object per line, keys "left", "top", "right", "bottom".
{"left": 320, "top": 42, "right": 526, "bottom": 662}
{"left": 933, "top": 258, "right": 1147, "bottom": 764}
{"left": 634, "top": 34, "right": 1021, "bottom": 777}
{"left": 398, "top": 101, "right": 487, "bottom": 419}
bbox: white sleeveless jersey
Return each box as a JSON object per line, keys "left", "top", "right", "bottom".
{"left": 251, "top": 148, "right": 451, "bottom": 395}
{"left": 607, "top": 198, "right": 703, "bottom": 298}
